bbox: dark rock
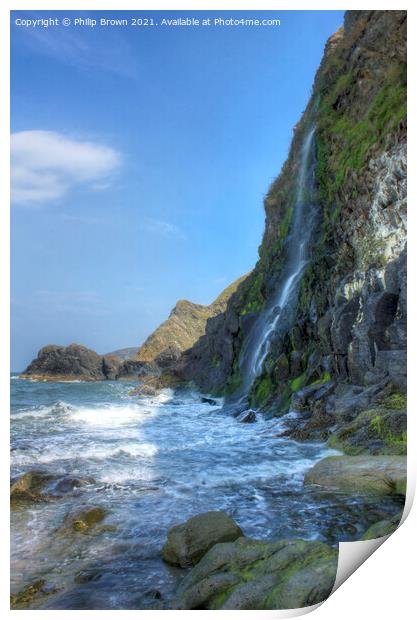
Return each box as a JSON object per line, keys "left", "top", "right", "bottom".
{"left": 201, "top": 397, "right": 218, "bottom": 405}
{"left": 74, "top": 570, "right": 103, "bottom": 584}
{"left": 173, "top": 537, "right": 338, "bottom": 610}
{"left": 118, "top": 359, "right": 158, "bottom": 378}
{"left": 162, "top": 511, "right": 243, "bottom": 567}
{"left": 238, "top": 410, "right": 257, "bottom": 424}
{"left": 102, "top": 355, "right": 120, "bottom": 380}
{"left": 21, "top": 343, "right": 118, "bottom": 381}
{"left": 273, "top": 353, "right": 289, "bottom": 382}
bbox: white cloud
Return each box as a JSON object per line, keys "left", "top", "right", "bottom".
{"left": 11, "top": 130, "right": 121, "bottom": 205}
{"left": 143, "top": 218, "right": 186, "bottom": 240}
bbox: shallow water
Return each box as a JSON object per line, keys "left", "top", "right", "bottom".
{"left": 11, "top": 378, "right": 403, "bottom": 609}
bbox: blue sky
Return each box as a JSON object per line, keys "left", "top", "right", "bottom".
{"left": 11, "top": 10, "right": 344, "bottom": 370}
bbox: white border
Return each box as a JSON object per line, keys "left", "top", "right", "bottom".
{"left": 2, "top": 2, "right": 416, "bottom": 618}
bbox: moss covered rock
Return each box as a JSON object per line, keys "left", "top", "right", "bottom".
{"left": 304, "top": 455, "right": 406, "bottom": 496}
{"left": 327, "top": 403, "right": 406, "bottom": 455}
{"left": 361, "top": 511, "right": 402, "bottom": 540}
{"left": 64, "top": 505, "right": 107, "bottom": 533}
{"left": 10, "top": 579, "right": 59, "bottom": 609}
{"left": 173, "top": 537, "right": 338, "bottom": 610}
{"left": 162, "top": 511, "right": 243, "bottom": 567}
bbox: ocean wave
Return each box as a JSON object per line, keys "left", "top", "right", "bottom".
{"left": 11, "top": 439, "right": 158, "bottom": 467}
{"left": 11, "top": 400, "right": 74, "bottom": 420}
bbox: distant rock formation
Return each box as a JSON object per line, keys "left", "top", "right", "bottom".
{"left": 104, "top": 347, "right": 139, "bottom": 361}
{"left": 20, "top": 343, "right": 151, "bottom": 382}
{"left": 20, "top": 279, "right": 246, "bottom": 382}
{"left": 136, "top": 275, "right": 247, "bottom": 369}
{"left": 21, "top": 344, "right": 110, "bottom": 381}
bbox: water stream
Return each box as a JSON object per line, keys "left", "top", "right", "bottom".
{"left": 236, "top": 127, "right": 318, "bottom": 398}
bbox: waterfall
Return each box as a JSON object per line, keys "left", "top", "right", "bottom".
{"left": 233, "top": 125, "right": 317, "bottom": 402}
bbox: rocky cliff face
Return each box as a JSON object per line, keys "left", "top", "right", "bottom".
{"left": 176, "top": 10, "right": 406, "bottom": 445}
{"left": 136, "top": 275, "right": 247, "bottom": 369}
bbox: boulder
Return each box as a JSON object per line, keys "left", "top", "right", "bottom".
{"left": 361, "top": 511, "right": 402, "bottom": 540}
{"left": 201, "top": 397, "right": 218, "bottom": 405}
{"left": 304, "top": 456, "right": 406, "bottom": 496}
{"left": 162, "top": 511, "right": 243, "bottom": 567}
{"left": 64, "top": 505, "right": 107, "bottom": 533}
{"left": 238, "top": 410, "right": 257, "bottom": 424}
{"left": 10, "top": 471, "right": 54, "bottom": 505}
{"left": 10, "top": 471, "right": 95, "bottom": 507}
{"left": 173, "top": 537, "right": 338, "bottom": 609}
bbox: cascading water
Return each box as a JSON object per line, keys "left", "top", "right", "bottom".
{"left": 234, "top": 125, "right": 318, "bottom": 401}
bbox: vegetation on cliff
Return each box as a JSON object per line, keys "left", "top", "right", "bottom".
{"left": 178, "top": 11, "right": 407, "bottom": 431}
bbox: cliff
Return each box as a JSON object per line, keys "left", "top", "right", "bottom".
{"left": 175, "top": 11, "right": 406, "bottom": 450}
{"left": 135, "top": 275, "right": 247, "bottom": 369}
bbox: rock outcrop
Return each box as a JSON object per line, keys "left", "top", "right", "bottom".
{"left": 20, "top": 343, "right": 155, "bottom": 382}
{"left": 136, "top": 276, "right": 247, "bottom": 370}
{"left": 21, "top": 344, "right": 112, "bottom": 381}
{"left": 170, "top": 537, "right": 338, "bottom": 610}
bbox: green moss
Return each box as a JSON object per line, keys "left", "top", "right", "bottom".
{"left": 327, "top": 406, "right": 406, "bottom": 456}
{"left": 211, "top": 353, "right": 221, "bottom": 368}
{"left": 290, "top": 371, "right": 307, "bottom": 393}
{"left": 250, "top": 374, "right": 274, "bottom": 407}
{"left": 381, "top": 392, "right": 406, "bottom": 410}
{"left": 236, "top": 272, "right": 266, "bottom": 316}
{"left": 316, "top": 60, "right": 406, "bottom": 208}
{"left": 224, "top": 361, "right": 243, "bottom": 396}
{"left": 310, "top": 372, "right": 331, "bottom": 385}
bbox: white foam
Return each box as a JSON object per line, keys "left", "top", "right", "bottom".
{"left": 69, "top": 404, "right": 153, "bottom": 427}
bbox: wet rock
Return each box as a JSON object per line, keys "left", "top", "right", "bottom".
{"left": 173, "top": 537, "right": 338, "bottom": 610}
{"left": 10, "top": 471, "right": 54, "bottom": 505}
{"left": 238, "top": 410, "right": 257, "bottom": 424}
{"left": 74, "top": 569, "right": 103, "bottom": 584}
{"left": 52, "top": 476, "right": 95, "bottom": 494}
{"left": 11, "top": 579, "right": 59, "bottom": 609}
{"left": 64, "top": 505, "right": 107, "bottom": 533}
{"left": 10, "top": 471, "right": 96, "bottom": 507}
{"left": 145, "top": 589, "right": 162, "bottom": 600}
{"left": 361, "top": 511, "right": 402, "bottom": 540}
{"left": 304, "top": 456, "right": 406, "bottom": 496}
{"left": 201, "top": 397, "right": 217, "bottom": 405}
{"left": 273, "top": 354, "right": 289, "bottom": 382}
{"left": 162, "top": 511, "right": 243, "bottom": 567}
{"left": 129, "top": 383, "right": 157, "bottom": 397}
